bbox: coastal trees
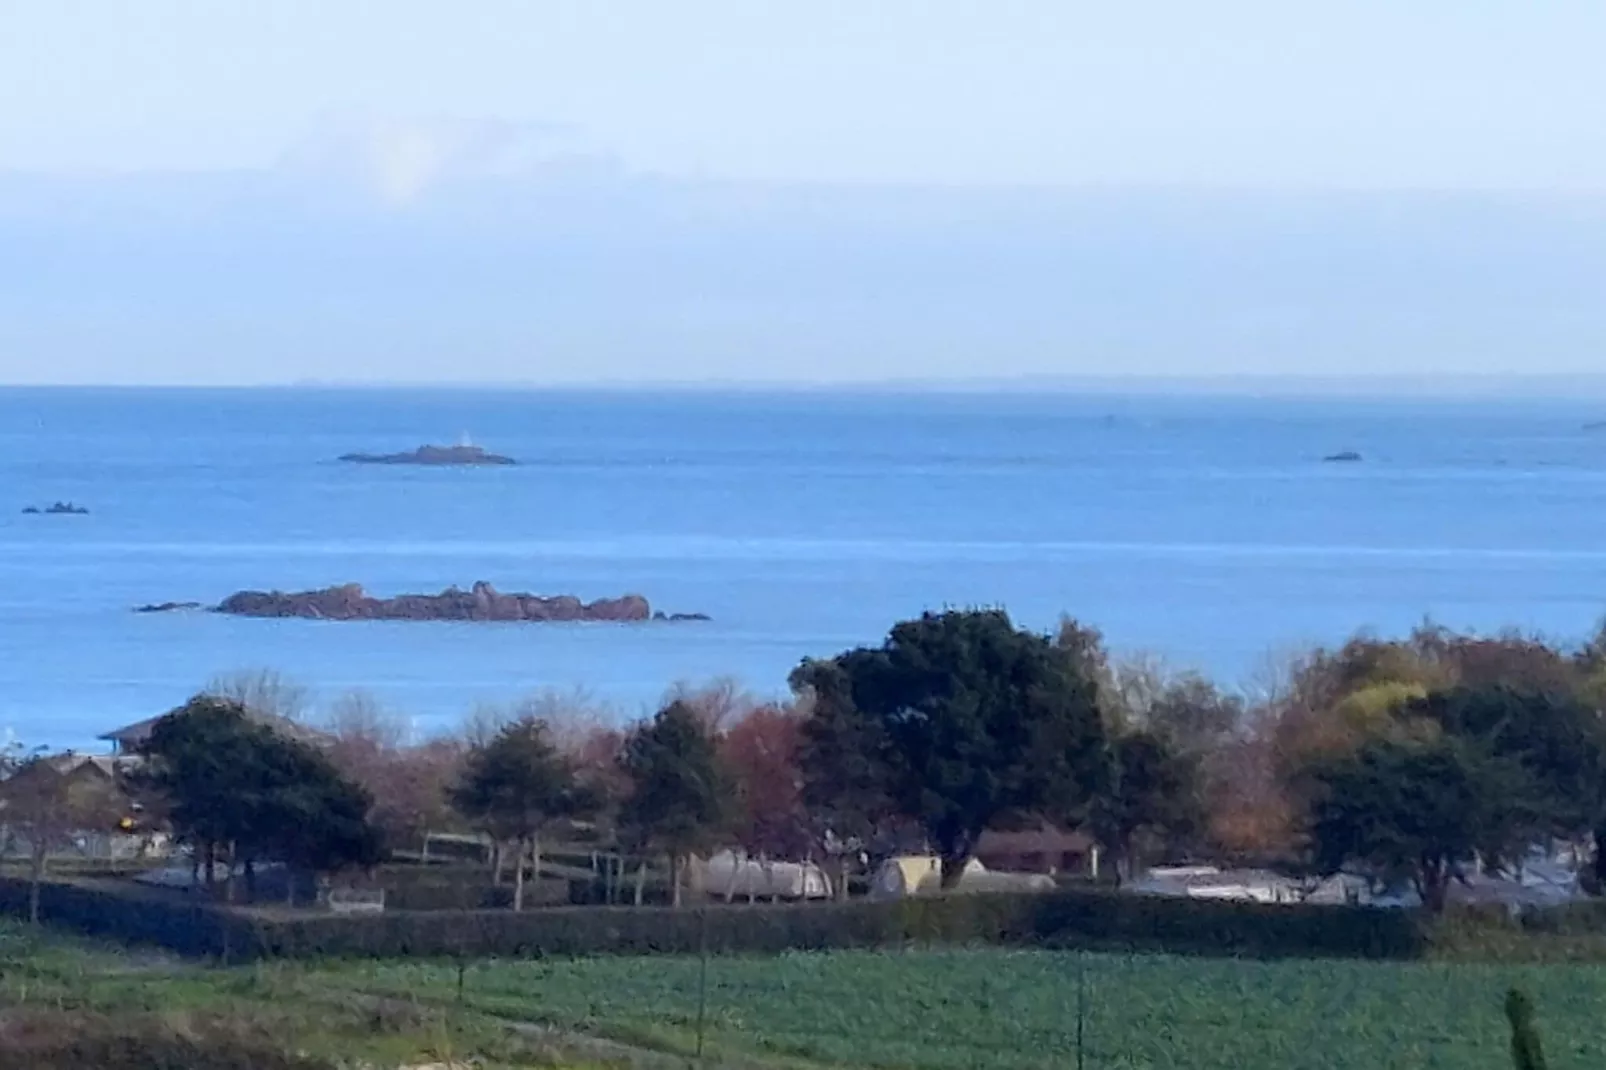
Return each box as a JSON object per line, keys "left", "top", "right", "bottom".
{"left": 450, "top": 717, "right": 592, "bottom": 911}
{"left": 797, "top": 609, "right": 1108, "bottom": 887}
{"left": 793, "top": 656, "right": 895, "bottom": 895}
{"left": 720, "top": 703, "right": 812, "bottom": 861}
{"left": 1411, "top": 685, "right": 1606, "bottom": 878}
{"left": 324, "top": 694, "right": 461, "bottom": 858}
{"left": 617, "top": 700, "right": 730, "bottom": 906}
{"left": 0, "top": 750, "right": 125, "bottom": 923}
{"left": 1089, "top": 729, "right": 1200, "bottom": 882}
{"left": 139, "top": 695, "right": 383, "bottom": 900}
{"left": 1305, "top": 732, "right": 1527, "bottom": 912}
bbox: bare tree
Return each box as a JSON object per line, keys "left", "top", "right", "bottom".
{"left": 662, "top": 676, "right": 759, "bottom": 735}
{"left": 206, "top": 668, "right": 312, "bottom": 722}
{"left": 512, "top": 687, "right": 618, "bottom": 757}
{"left": 322, "top": 693, "right": 459, "bottom": 859}
{"left": 0, "top": 753, "right": 125, "bottom": 923}
{"left": 323, "top": 691, "right": 407, "bottom": 750}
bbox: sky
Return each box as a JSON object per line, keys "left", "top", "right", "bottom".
{"left": 2, "top": 1, "right": 1605, "bottom": 385}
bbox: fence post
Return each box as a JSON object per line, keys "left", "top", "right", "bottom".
{"left": 1076, "top": 949, "right": 1087, "bottom": 1070}
{"left": 695, "top": 906, "right": 710, "bottom": 1065}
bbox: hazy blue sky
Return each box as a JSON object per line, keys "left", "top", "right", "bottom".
{"left": 2, "top": 2, "right": 1604, "bottom": 385}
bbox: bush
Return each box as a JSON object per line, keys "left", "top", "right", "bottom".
{"left": 0, "top": 875, "right": 253, "bottom": 960}
{"left": 0, "top": 872, "right": 1428, "bottom": 963}
{"left": 377, "top": 863, "right": 575, "bottom": 911}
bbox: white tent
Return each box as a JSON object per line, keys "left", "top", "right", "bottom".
{"left": 870, "top": 855, "right": 1053, "bottom": 898}
{"left": 694, "top": 850, "right": 833, "bottom": 901}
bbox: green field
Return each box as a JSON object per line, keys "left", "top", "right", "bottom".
{"left": 8, "top": 919, "right": 1606, "bottom": 1069}
{"left": 325, "top": 948, "right": 1606, "bottom": 1070}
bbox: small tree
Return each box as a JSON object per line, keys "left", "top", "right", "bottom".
{"left": 1306, "top": 733, "right": 1527, "bottom": 912}
{"left": 793, "top": 658, "right": 894, "bottom": 899}
{"left": 799, "top": 610, "right": 1108, "bottom": 887}
{"left": 255, "top": 731, "right": 385, "bottom": 904}
{"left": 1089, "top": 730, "right": 1200, "bottom": 881}
{"left": 140, "top": 695, "right": 383, "bottom": 901}
{"left": 325, "top": 695, "right": 461, "bottom": 858}
{"left": 0, "top": 752, "right": 124, "bottom": 923}
{"left": 1412, "top": 685, "right": 1606, "bottom": 874}
{"left": 618, "top": 700, "right": 729, "bottom": 906}
{"left": 721, "top": 704, "right": 812, "bottom": 861}
{"left": 450, "top": 717, "right": 590, "bottom": 911}
{"left": 138, "top": 697, "right": 263, "bottom": 887}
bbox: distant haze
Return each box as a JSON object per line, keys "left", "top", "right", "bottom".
{"left": 2, "top": 2, "right": 1604, "bottom": 386}
{"left": 2, "top": 168, "right": 1604, "bottom": 387}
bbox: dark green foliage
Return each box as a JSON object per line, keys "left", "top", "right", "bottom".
{"left": 798, "top": 609, "right": 1108, "bottom": 886}
{"left": 618, "top": 700, "right": 729, "bottom": 905}
{"left": 449, "top": 717, "right": 592, "bottom": 910}
{"left": 1090, "top": 729, "right": 1201, "bottom": 880}
{"left": 793, "top": 656, "right": 895, "bottom": 856}
{"left": 450, "top": 718, "right": 587, "bottom": 840}
{"left": 0, "top": 872, "right": 1427, "bottom": 962}
{"left": 137, "top": 696, "right": 383, "bottom": 889}
{"left": 1307, "top": 734, "right": 1527, "bottom": 912}
{"left": 1505, "top": 988, "right": 1547, "bottom": 1070}
{"left": 1411, "top": 685, "right": 1606, "bottom": 880}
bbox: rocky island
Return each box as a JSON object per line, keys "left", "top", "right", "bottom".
{"left": 338, "top": 444, "right": 516, "bottom": 466}
{"left": 138, "top": 581, "right": 709, "bottom": 623}
{"left": 22, "top": 501, "right": 90, "bottom": 515}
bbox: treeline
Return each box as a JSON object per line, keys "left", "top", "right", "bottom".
{"left": 10, "top": 612, "right": 1606, "bottom": 917}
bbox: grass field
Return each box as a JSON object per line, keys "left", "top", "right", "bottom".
{"left": 7, "top": 920, "right": 1606, "bottom": 1069}
{"left": 327, "top": 949, "right": 1606, "bottom": 1070}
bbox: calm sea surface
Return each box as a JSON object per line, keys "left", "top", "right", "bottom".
{"left": 3, "top": 387, "right": 1605, "bottom": 749}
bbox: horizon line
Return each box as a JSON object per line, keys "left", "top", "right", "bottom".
{"left": 5, "top": 373, "right": 1606, "bottom": 399}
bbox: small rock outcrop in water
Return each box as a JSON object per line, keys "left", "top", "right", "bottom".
{"left": 338, "top": 444, "right": 516, "bottom": 466}
{"left": 22, "top": 501, "right": 90, "bottom": 515}
{"left": 135, "top": 601, "right": 203, "bottom": 614}
{"left": 1584, "top": 421, "right": 1606, "bottom": 432}
{"left": 209, "top": 582, "right": 687, "bottom": 623}
{"left": 1322, "top": 451, "right": 1363, "bottom": 463}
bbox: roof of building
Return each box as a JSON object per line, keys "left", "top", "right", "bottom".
{"left": 99, "top": 710, "right": 329, "bottom": 749}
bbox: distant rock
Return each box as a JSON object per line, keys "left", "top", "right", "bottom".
{"left": 135, "top": 601, "right": 203, "bottom": 614}
{"left": 338, "top": 444, "right": 516, "bottom": 466}
{"left": 23, "top": 501, "right": 89, "bottom": 515}
{"left": 206, "top": 581, "right": 690, "bottom": 623}
{"left": 1322, "top": 451, "right": 1364, "bottom": 463}
{"left": 1584, "top": 421, "right": 1606, "bottom": 433}
{"left": 654, "top": 611, "right": 713, "bottom": 622}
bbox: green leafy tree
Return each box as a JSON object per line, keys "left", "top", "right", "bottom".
{"left": 139, "top": 697, "right": 265, "bottom": 887}
{"left": 1410, "top": 686, "right": 1606, "bottom": 875}
{"left": 792, "top": 655, "right": 895, "bottom": 897}
{"left": 255, "top": 732, "right": 384, "bottom": 903}
{"left": 1307, "top": 733, "right": 1527, "bottom": 912}
{"left": 618, "top": 700, "right": 729, "bottom": 906}
{"left": 450, "top": 717, "right": 591, "bottom": 910}
{"left": 1090, "top": 729, "right": 1200, "bottom": 881}
{"left": 800, "top": 609, "right": 1108, "bottom": 887}
{"left": 139, "top": 695, "right": 383, "bottom": 900}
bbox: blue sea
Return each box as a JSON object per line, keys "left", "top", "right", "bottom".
{"left": 3, "top": 387, "right": 1606, "bottom": 750}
